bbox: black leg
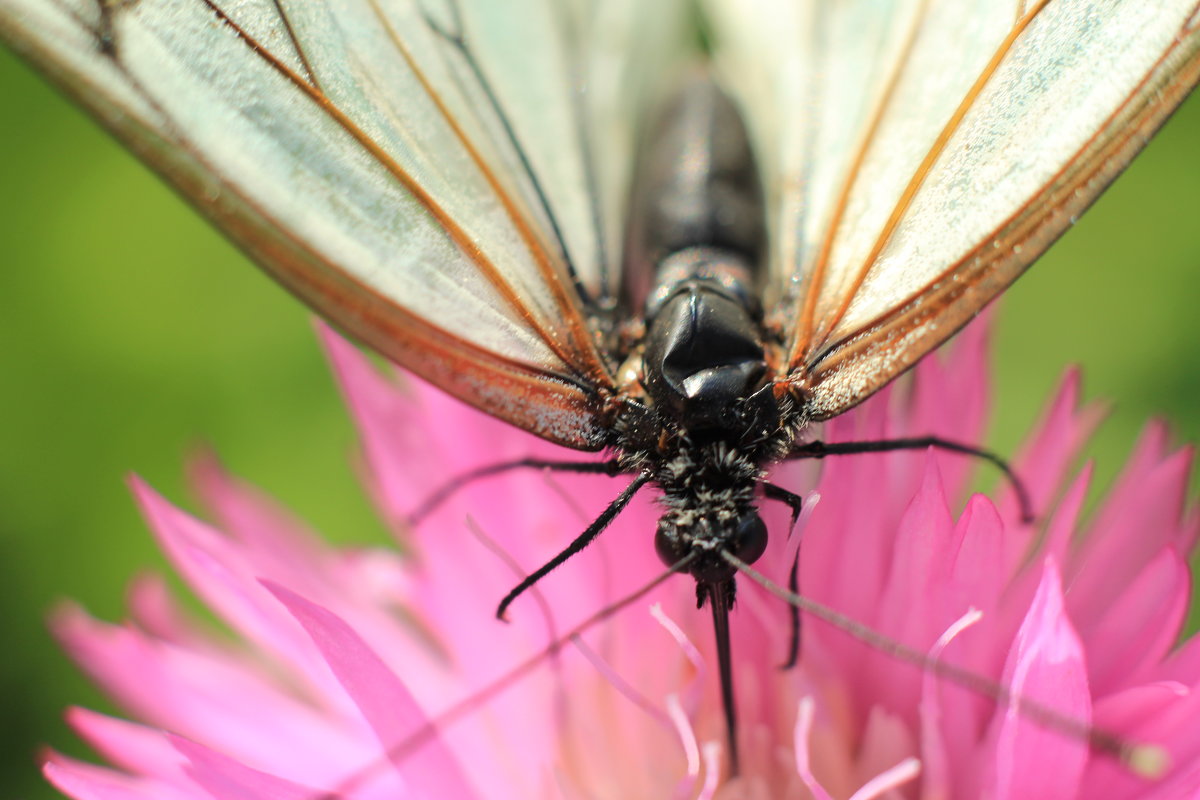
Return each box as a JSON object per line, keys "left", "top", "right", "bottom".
{"left": 790, "top": 436, "right": 1034, "bottom": 523}
{"left": 408, "top": 458, "right": 621, "bottom": 527}
{"left": 762, "top": 482, "right": 804, "bottom": 669}
{"left": 496, "top": 473, "right": 652, "bottom": 620}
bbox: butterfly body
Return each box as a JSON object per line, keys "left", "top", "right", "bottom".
{"left": 548, "top": 73, "right": 798, "bottom": 768}
{"left": 586, "top": 73, "right": 790, "bottom": 581}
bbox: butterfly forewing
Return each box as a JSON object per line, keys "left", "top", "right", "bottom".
{"left": 708, "top": 0, "right": 1200, "bottom": 420}
{"left": 0, "top": 0, "right": 691, "bottom": 447}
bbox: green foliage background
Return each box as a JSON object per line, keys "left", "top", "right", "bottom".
{"left": 2, "top": 45, "right": 1199, "bottom": 799}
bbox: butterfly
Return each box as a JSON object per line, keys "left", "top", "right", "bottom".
{"left": 3, "top": 0, "right": 1199, "bottom": 776}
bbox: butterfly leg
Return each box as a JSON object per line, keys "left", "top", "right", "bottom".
{"left": 495, "top": 473, "right": 652, "bottom": 621}
{"left": 762, "top": 482, "right": 804, "bottom": 669}
{"left": 407, "top": 457, "right": 622, "bottom": 527}
{"left": 789, "top": 437, "right": 1033, "bottom": 523}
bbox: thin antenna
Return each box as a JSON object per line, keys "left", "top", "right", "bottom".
{"left": 720, "top": 550, "right": 1169, "bottom": 778}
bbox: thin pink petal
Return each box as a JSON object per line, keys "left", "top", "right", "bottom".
{"left": 793, "top": 698, "right": 835, "bottom": 800}
{"left": 66, "top": 708, "right": 187, "bottom": 783}
{"left": 130, "top": 478, "right": 326, "bottom": 686}
{"left": 318, "top": 322, "right": 431, "bottom": 529}
{"left": 984, "top": 560, "right": 1090, "bottom": 800}
{"left": 187, "top": 450, "right": 326, "bottom": 568}
{"left": 265, "top": 581, "right": 480, "bottom": 800}
{"left": 869, "top": 453, "right": 955, "bottom": 715}
{"left": 906, "top": 314, "right": 991, "bottom": 501}
{"left": 43, "top": 753, "right": 194, "bottom": 800}
{"left": 947, "top": 495, "right": 1006, "bottom": 640}
{"left": 1069, "top": 445, "right": 1194, "bottom": 621}
{"left": 855, "top": 706, "right": 916, "bottom": 793}
{"left": 170, "top": 735, "right": 339, "bottom": 800}
{"left": 52, "top": 603, "right": 369, "bottom": 786}
{"left": 1040, "top": 461, "right": 1093, "bottom": 566}
{"left": 1000, "top": 369, "right": 1105, "bottom": 555}
{"left": 848, "top": 757, "right": 921, "bottom": 800}
{"left": 1163, "top": 634, "right": 1200, "bottom": 684}
{"left": 920, "top": 610, "right": 984, "bottom": 798}
{"left": 126, "top": 574, "right": 199, "bottom": 646}
{"left": 1080, "top": 548, "right": 1190, "bottom": 693}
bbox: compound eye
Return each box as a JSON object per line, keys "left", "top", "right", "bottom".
{"left": 654, "top": 521, "right": 689, "bottom": 568}
{"left": 734, "top": 512, "right": 768, "bottom": 565}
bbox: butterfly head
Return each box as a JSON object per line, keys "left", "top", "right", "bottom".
{"left": 651, "top": 440, "right": 769, "bottom": 585}
{"left": 655, "top": 505, "right": 768, "bottom": 586}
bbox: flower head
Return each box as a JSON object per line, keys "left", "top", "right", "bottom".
{"left": 45, "top": 318, "right": 1200, "bottom": 799}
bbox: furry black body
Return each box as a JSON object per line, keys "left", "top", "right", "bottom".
{"left": 616, "top": 72, "right": 792, "bottom": 586}
{"left": 609, "top": 73, "right": 796, "bottom": 770}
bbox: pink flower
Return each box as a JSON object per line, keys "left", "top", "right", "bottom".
{"left": 44, "top": 318, "right": 1200, "bottom": 799}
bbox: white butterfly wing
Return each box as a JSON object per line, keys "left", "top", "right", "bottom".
{"left": 0, "top": 0, "right": 688, "bottom": 447}
{"left": 709, "top": 0, "right": 1200, "bottom": 419}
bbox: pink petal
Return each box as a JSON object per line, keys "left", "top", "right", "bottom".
{"left": 1163, "top": 633, "right": 1200, "bottom": 685}
{"left": 1136, "top": 761, "right": 1200, "bottom": 800}
{"left": 793, "top": 697, "right": 835, "bottom": 800}
{"left": 130, "top": 478, "right": 328, "bottom": 688}
{"left": 43, "top": 753, "right": 194, "bottom": 800}
{"left": 66, "top": 708, "right": 187, "bottom": 783}
{"left": 802, "top": 391, "right": 898, "bottom": 630}
{"left": 170, "top": 735, "right": 335, "bottom": 800}
{"left": 983, "top": 560, "right": 1090, "bottom": 800}
{"left": 1000, "top": 369, "right": 1105, "bottom": 567}
{"left": 919, "top": 610, "right": 984, "bottom": 800}
{"left": 905, "top": 313, "right": 991, "bottom": 501}
{"left": 1079, "top": 548, "right": 1190, "bottom": 693}
{"left": 995, "top": 465, "right": 1093, "bottom": 659}
{"left": 947, "top": 495, "right": 1006, "bottom": 639}
{"left": 856, "top": 706, "right": 916, "bottom": 791}
{"left": 1039, "top": 461, "right": 1093, "bottom": 566}
{"left": 126, "top": 574, "right": 199, "bottom": 646}
{"left": 264, "top": 581, "right": 480, "bottom": 800}
{"left": 848, "top": 757, "right": 921, "bottom": 800}
{"left": 52, "top": 603, "right": 369, "bottom": 787}
{"left": 318, "top": 321, "right": 432, "bottom": 529}
{"left": 187, "top": 450, "right": 326, "bottom": 568}
{"left": 868, "top": 453, "right": 956, "bottom": 715}
{"left": 1084, "top": 680, "right": 1196, "bottom": 798}
{"left": 1069, "top": 443, "right": 1194, "bottom": 622}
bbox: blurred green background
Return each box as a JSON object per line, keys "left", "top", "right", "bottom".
{"left": 2, "top": 43, "right": 1200, "bottom": 799}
